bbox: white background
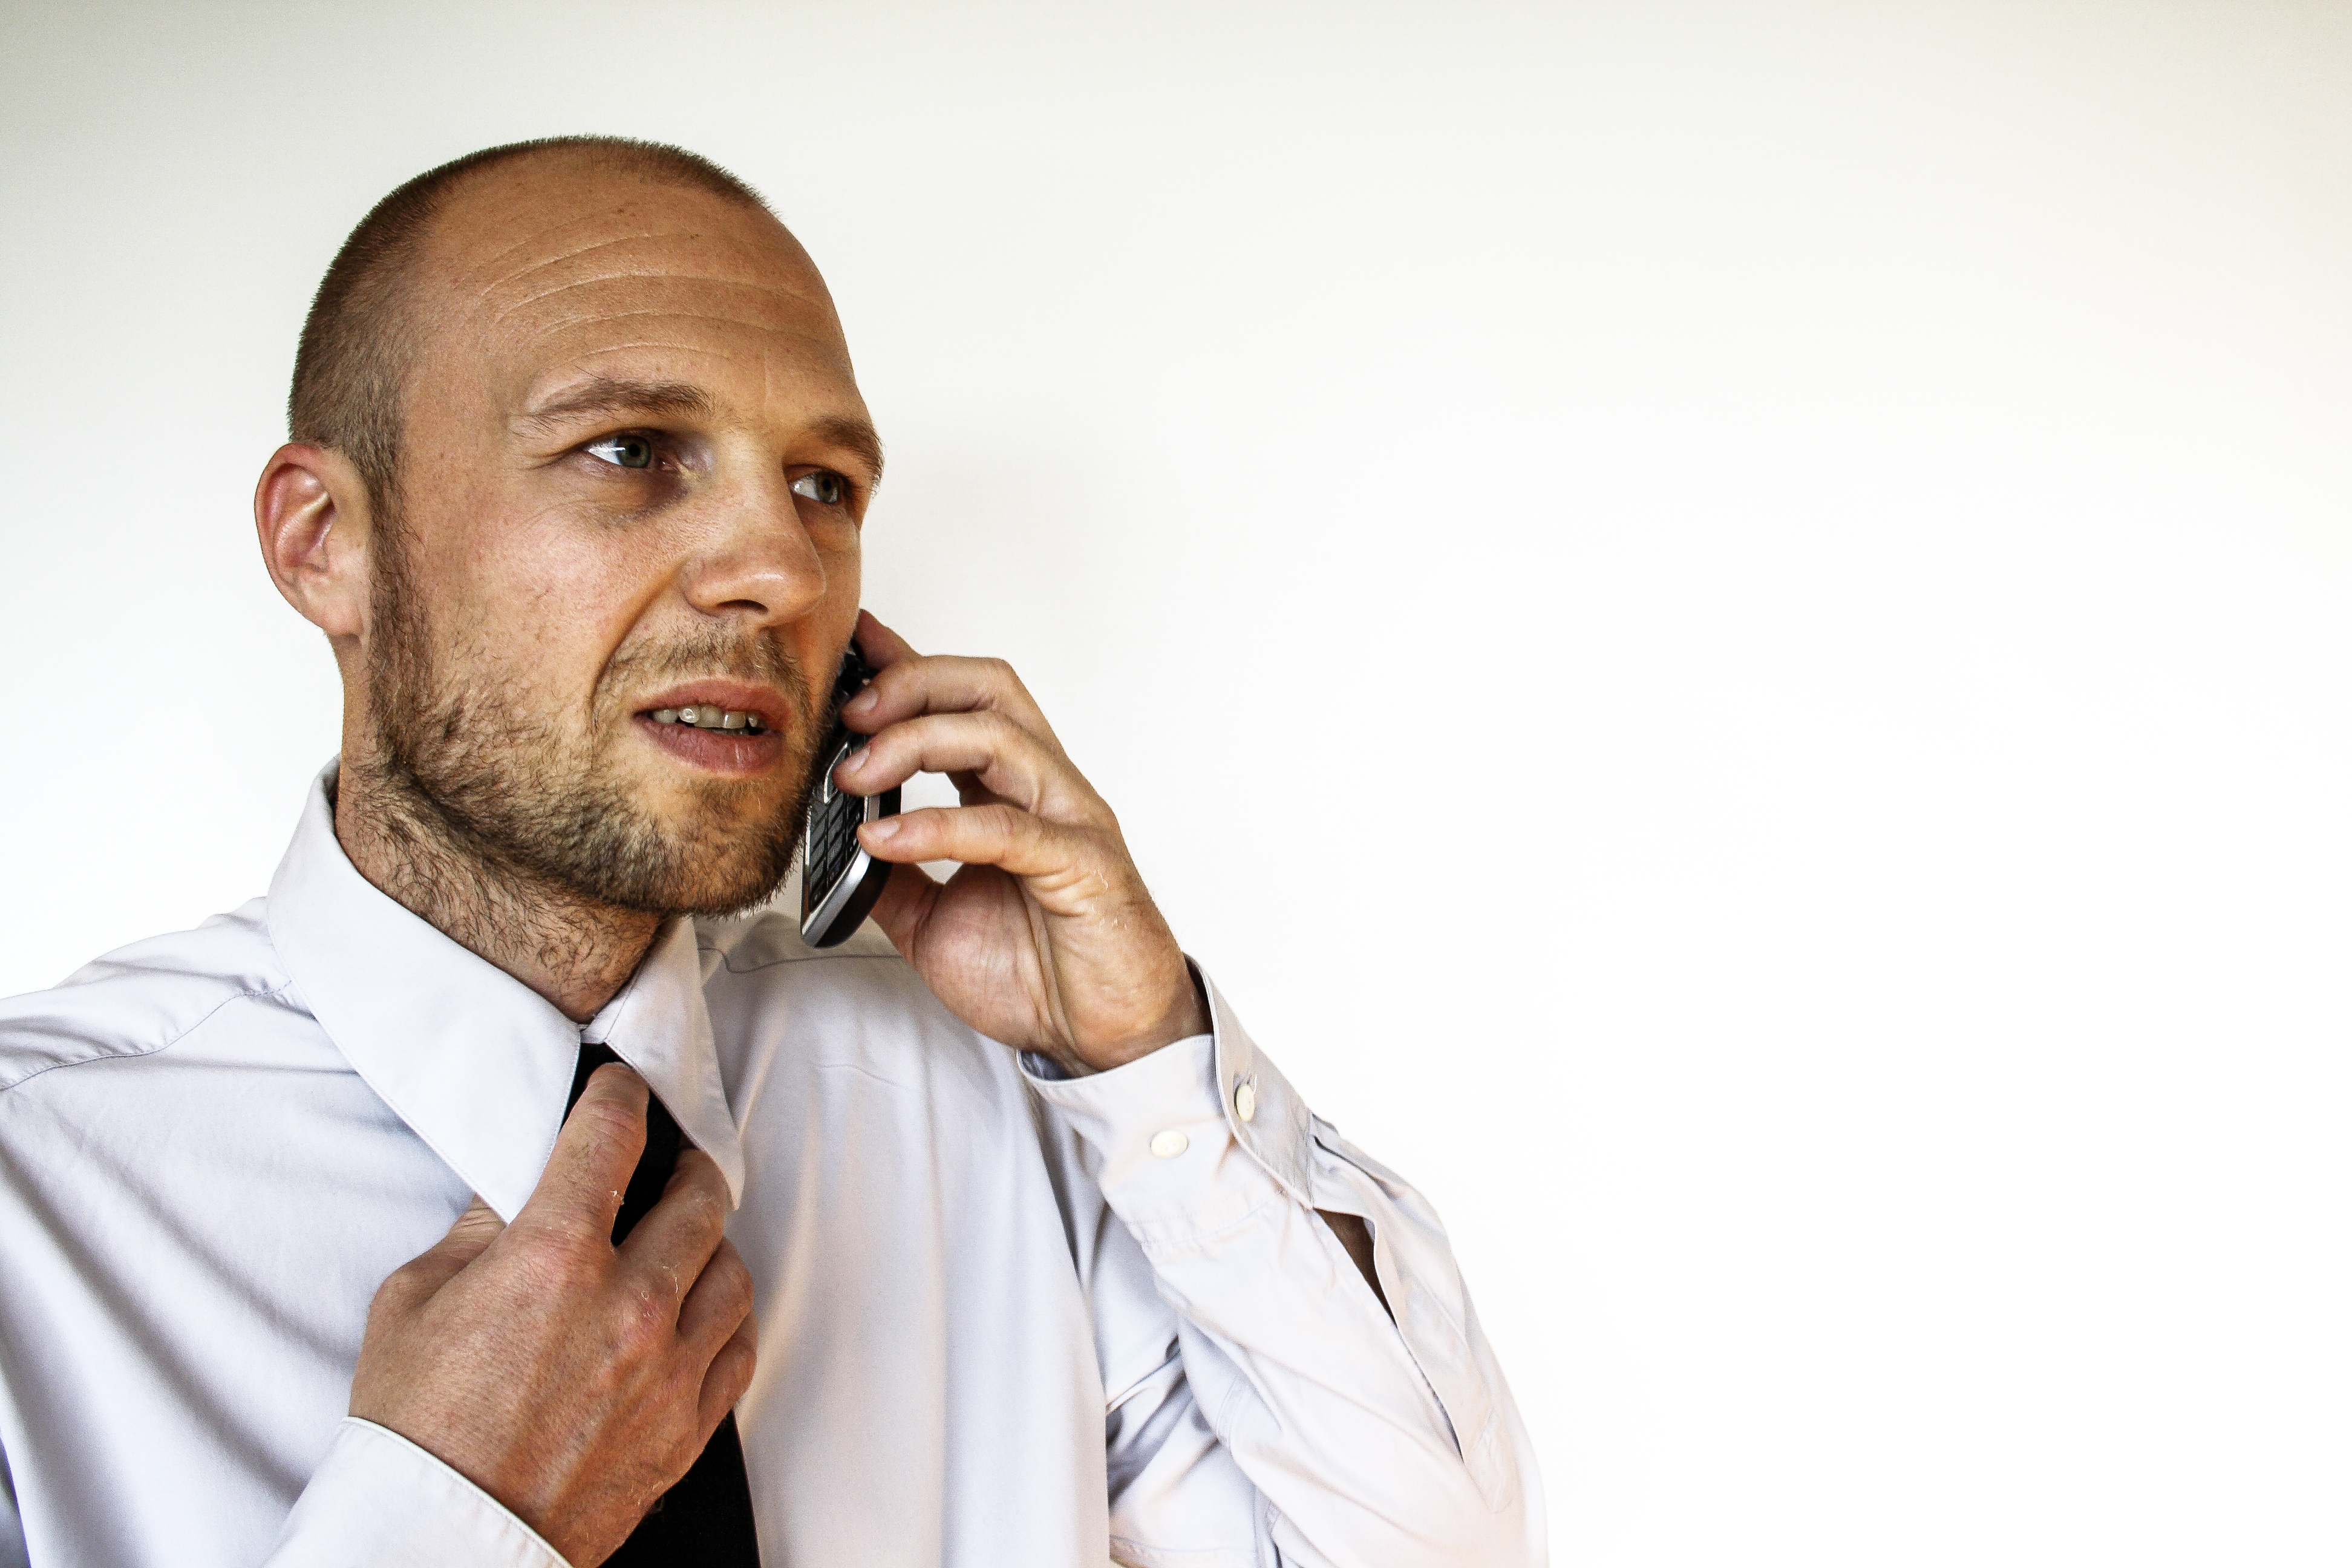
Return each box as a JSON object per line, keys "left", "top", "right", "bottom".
{"left": 4, "top": 2, "right": 2348, "bottom": 1562}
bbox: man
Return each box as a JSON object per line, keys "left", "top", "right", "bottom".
{"left": 0, "top": 137, "right": 1541, "bottom": 1567}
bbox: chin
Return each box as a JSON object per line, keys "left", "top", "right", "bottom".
{"left": 590, "top": 782, "right": 805, "bottom": 918}
{"left": 584, "top": 836, "right": 797, "bottom": 920}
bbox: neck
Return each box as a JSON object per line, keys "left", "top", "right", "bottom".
{"left": 331, "top": 760, "right": 660, "bottom": 1024}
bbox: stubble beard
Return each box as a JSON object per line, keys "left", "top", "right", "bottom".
{"left": 358, "top": 517, "right": 822, "bottom": 920}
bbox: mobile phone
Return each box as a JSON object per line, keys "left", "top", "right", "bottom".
{"left": 800, "top": 640, "right": 899, "bottom": 948}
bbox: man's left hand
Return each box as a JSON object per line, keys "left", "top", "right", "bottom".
{"left": 832, "top": 610, "right": 1207, "bottom": 1076}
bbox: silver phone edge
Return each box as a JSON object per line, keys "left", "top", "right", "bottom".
{"left": 798, "top": 791, "right": 884, "bottom": 945}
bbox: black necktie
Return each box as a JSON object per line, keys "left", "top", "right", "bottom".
{"left": 568, "top": 1042, "right": 760, "bottom": 1564}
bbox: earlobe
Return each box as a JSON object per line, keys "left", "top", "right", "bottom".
{"left": 255, "top": 443, "right": 371, "bottom": 640}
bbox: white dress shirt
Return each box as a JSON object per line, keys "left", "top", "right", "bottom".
{"left": 0, "top": 766, "right": 1543, "bottom": 1567}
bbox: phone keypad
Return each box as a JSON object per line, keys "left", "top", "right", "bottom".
{"left": 804, "top": 739, "right": 866, "bottom": 906}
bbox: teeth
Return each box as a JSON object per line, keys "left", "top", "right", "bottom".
{"left": 651, "top": 706, "right": 765, "bottom": 733}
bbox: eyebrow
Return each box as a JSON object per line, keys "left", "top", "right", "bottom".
{"left": 515, "top": 376, "right": 716, "bottom": 433}
{"left": 806, "top": 413, "right": 886, "bottom": 488}
{"left": 512, "top": 376, "right": 884, "bottom": 486}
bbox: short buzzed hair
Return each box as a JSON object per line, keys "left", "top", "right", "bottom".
{"left": 288, "top": 136, "right": 772, "bottom": 510}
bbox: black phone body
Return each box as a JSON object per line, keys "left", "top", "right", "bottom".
{"left": 799, "top": 641, "right": 899, "bottom": 948}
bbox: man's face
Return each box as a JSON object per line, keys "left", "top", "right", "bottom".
{"left": 361, "top": 159, "right": 878, "bottom": 916}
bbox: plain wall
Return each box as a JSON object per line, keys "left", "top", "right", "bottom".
{"left": 4, "top": 2, "right": 2348, "bottom": 1562}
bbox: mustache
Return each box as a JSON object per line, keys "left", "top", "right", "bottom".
{"left": 596, "top": 629, "right": 817, "bottom": 722}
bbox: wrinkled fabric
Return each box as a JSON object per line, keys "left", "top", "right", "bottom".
{"left": 0, "top": 765, "right": 1544, "bottom": 1567}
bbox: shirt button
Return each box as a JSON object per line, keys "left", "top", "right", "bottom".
{"left": 1233, "top": 1077, "right": 1258, "bottom": 1123}
{"left": 1149, "top": 1129, "right": 1189, "bottom": 1158}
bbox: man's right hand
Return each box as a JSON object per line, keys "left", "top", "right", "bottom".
{"left": 348, "top": 1064, "right": 758, "bottom": 1567}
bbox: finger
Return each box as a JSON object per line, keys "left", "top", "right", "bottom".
{"left": 841, "top": 650, "right": 1057, "bottom": 748}
{"left": 676, "top": 1235, "right": 755, "bottom": 1357}
{"left": 858, "top": 803, "right": 1128, "bottom": 900}
{"left": 615, "top": 1148, "right": 733, "bottom": 1313}
{"left": 696, "top": 1315, "right": 760, "bottom": 1443}
{"left": 852, "top": 608, "right": 918, "bottom": 667}
{"left": 837, "top": 711, "right": 1102, "bottom": 825}
{"left": 373, "top": 1195, "right": 507, "bottom": 1312}
{"left": 512, "top": 1063, "right": 647, "bottom": 1243}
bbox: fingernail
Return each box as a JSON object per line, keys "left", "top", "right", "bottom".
{"left": 863, "top": 817, "right": 901, "bottom": 843}
{"left": 845, "top": 689, "right": 878, "bottom": 714}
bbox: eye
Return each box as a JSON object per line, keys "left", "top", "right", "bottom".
{"left": 585, "top": 433, "right": 656, "bottom": 469}
{"left": 791, "top": 471, "right": 847, "bottom": 505}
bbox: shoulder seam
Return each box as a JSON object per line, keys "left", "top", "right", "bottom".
{"left": 0, "top": 978, "right": 299, "bottom": 1098}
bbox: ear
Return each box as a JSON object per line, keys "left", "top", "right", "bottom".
{"left": 255, "top": 442, "right": 374, "bottom": 643}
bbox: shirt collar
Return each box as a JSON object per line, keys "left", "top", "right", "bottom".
{"left": 264, "top": 762, "right": 746, "bottom": 1223}
{"left": 580, "top": 914, "right": 745, "bottom": 1205}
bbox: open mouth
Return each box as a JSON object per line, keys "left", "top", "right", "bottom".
{"left": 634, "top": 692, "right": 789, "bottom": 779}
{"left": 648, "top": 705, "right": 769, "bottom": 734}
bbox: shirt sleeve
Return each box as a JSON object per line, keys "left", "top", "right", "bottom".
{"left": 261, "top": 1419, "right": 566, "bottom": 1568}
{"left": 1021, "top": 969, "right": 1547, "bottom": 1568}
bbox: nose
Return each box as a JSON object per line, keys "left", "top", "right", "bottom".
{"left": 675, "top": 469, "right": 827, "bottom": 627}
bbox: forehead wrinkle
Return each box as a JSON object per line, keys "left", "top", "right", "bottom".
{"left": 457, "top": 211, "right": 668, "bottom": 267}
{"left": 537, "top": 307, "right": 808, "bottom": 334}
{"left": 463, "top": 221, "right": 822, "bottom": 295}
{"left": 491, "top": 271, "right": 829, "bottom": 327}
{"left": 567, "top": 341, "right": 757, "bottom": 367}
{"left": 538, "top": 318, "right": 846, "bottom": 363}
{"left": 445, "top": 195, "right": 753, "bottom": 284}
{"left": 518, "top": 314, "right": 850, "bottom": 393}
{"left": 472, "top": 230, "right": 671, "bottom": 294}
{"left": 480, "top": 230, "right": 812, "bottom": 303}
{"left": 445, "top": 216, "right": 669, "bottom": 309}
